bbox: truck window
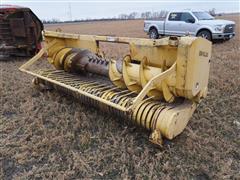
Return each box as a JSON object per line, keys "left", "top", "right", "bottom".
{"left": 192, "top": 12, "right": 214, "bottom": 20}
{"left": 168, "top": 13, "right": 182, "bottom": 21}
{"left": 181, "top": 13, "right": 195, "bottom": 22}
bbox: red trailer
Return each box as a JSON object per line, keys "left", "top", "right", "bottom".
{"left": 0, "top": 5, "right": 43, "bottom": 56}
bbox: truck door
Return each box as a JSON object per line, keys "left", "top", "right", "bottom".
{"left": 165, "top": 12, "right": 183, "bottom": 36}
{"left": 179, "top": 12, "right": 197, "bottom": 36}
{"left": 165, "top": 12, "right": 197, "bottom": 36}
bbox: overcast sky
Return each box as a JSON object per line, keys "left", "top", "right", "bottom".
{"left": 1, "top": 0, "right": 240, "bottom": 21}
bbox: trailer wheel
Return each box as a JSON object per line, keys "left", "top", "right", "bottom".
{"left": 197, "top": 30, "right": 212, "bottom": 41}
{"left": 149, "top": 28, "right": 159, "bottom": 39}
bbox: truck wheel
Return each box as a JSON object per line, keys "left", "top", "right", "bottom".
{"left": 197, "top": 30, "right": 212, "bottom": 41}
{"left": 149, "top": 28, "right": 159, "bottom": 39}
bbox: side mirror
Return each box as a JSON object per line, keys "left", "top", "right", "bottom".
{"left": 186, "top": 19, "right": 195, "bottom": 23}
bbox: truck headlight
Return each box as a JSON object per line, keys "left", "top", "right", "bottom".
{"left": 214, "top": 25, "right": 224, "bottom": 32}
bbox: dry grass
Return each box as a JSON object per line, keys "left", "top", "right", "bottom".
{"left": 45, "top": 20, "right": 146, "bottom": 38}
{"left": 1, "top": 15, "right": 240, "bottom": 179}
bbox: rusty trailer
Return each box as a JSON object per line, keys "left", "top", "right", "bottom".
{"left": 0, "top": 5, "right": 43, "bottom": 57}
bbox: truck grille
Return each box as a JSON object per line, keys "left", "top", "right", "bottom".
{"left": 224, "top": 24, "right": 235, "bottom": 33}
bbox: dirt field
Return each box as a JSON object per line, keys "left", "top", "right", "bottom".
{"left": 1, "top": 15, "right": 240, "bottom": 179}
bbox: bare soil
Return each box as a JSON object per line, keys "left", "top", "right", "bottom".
{"left": 1, "top": 15, "right": 240, "bottom": 179}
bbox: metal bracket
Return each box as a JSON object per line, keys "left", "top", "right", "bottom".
{"left": 128, "top": 62, "right": 176, "bottom": 111}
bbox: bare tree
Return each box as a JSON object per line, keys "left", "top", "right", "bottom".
{"left": 128, "top": 12, "right": 138, "bottom": 19}
{"left": 145, "top": 11, "right": 152, "bottom": 19}
{"left": 152, "top": 12, "right": 159, "bottom": 19}
{"left": 118, "top": 14, "right": 128, "bottom": 19}
{"left": 159, "top": 10, "right": 168, "bottom": 18}
{"left": 209, "top": 8, "right": 216, "bottom": 16}
{"left": 141, "top": 12, "right": 146, "bottom": 19}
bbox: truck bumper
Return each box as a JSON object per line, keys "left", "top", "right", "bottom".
{"left": 144, "top": 27, "right": 149, "bottom": 33}
{"left": 212, "top": 32, "right": 235, "bottom": 40}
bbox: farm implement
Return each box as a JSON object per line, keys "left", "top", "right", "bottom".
{"left": 0, "top": 5, "right": 43, "bottom": 56}
{"left": 20, "top": 31, "right": 211, "bottom": 145}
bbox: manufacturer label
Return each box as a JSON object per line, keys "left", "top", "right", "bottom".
{"left": 199, "top": 51, "right": 208, "bottom": 57}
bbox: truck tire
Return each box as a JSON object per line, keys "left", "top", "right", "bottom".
{"left": 149, "top": 28, "right": 159, "bottom": 39}
{"left": 197, "top": 30, "right": 212, "bottom": 41}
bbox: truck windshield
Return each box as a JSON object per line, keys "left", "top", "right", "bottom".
{"left": 192, "top": 12, "right": 214, "bottom": 20}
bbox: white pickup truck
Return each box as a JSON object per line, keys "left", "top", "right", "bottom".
{"left": 144, "top": 10, "right": 235, "bottom": 41}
